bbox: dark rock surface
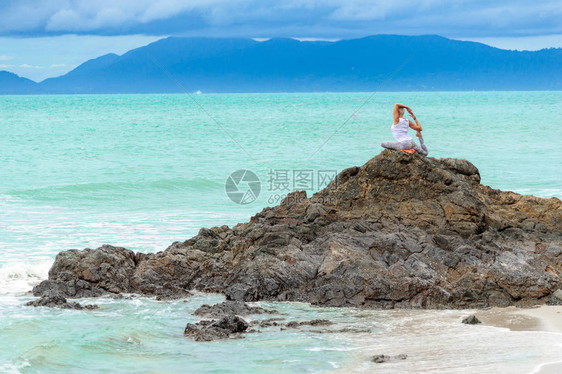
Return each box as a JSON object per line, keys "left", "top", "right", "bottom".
{"left": 33, "top": 151, "right": 562, "bottom": 309}
{"left": 25, "top": 295, "right": 99, "bottom": 310}
{"left": 285, "top": 319, "right": 333, "bottom": 328}
{"left": 252, "top": 317, "right": 286, "bottom": 328}
{"left": 194, "top": 301, "right": 277, "bottom": 318}
{"left": 372, "top": 354, "right": 408, "bottom": 363}
{"left": 461, "top": 314, "right": 482, "bottom": 325}
{"left": 184, "top": 315, "right": 249, "bottom": 341}
{"left": 546, "top": 289, "right": 562, "bottom": 305}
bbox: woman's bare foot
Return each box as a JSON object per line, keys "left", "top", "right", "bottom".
{"left": 400, "top": 149, "right": 416, "bottom": 154}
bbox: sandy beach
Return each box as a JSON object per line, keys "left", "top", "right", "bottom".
{"left": 477, "top": 305, "right": 562, "bottom": 373}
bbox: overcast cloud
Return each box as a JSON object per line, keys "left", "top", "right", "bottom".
{"left": 1, "top": 0, "right": 561, "bottom": 38}
{"left": 1, "top": 1, "right": 561, "bottom": 81}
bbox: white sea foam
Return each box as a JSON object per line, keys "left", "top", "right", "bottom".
{"left": 530, "top": 360, "right": 562, "bottom": 374}
{"left": 307, "top": 347, "right": 360, "bottom": 352}
{"left": 0, "top": 260, "right": 52, "bottom": 295}
{"left": 0, "top": 364, "right": 23, "bottom": 374}
{"left": 334, "top": 309, "right": 562, "bottom": 374}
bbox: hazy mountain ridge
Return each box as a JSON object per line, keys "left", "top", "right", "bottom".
{"left": 2, "top": 35, "right": 561, "bottom": 93}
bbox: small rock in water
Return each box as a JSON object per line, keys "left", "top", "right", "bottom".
{"left": 25, "top": 295, "right": 99, "bottom": 310}
{"left": 193, "top": 300, "right": 277, "bottom": 318}
{"left": 184, "top": 315, "right": 249, "bottom": 342}
{"left": 285, "top": 319, "right": 333, "bottom": 328}
{"left": 254, "top": 317, "right": 286, "bottom": 328}
{"left": 371, "top": 354, "right": 408, "bottom": 363}
{"left": 372, "top": 355, "right": 389, "bottom": 363}
{"left": 462, "top": 314, "right": 482, "bottom": 325}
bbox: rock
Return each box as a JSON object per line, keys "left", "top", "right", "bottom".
{"left": 462, "top": 315, "right": 482, "bottom": 325}
{"left": 372, "top": 355, "right": 389, "bottom": 363}
{"left": 32, "top": 279, "right": 105, "bottom": 298}
{"left": 546, "top": 289, "right": 562, "bottom": 305}
{"left": 25, "top": 296, "right": 99, "bottom": 310}
{"left": 194, "top": 301, "right": 277, "bottom": 318}
{"left": 184, "top": 315, "right": 249, "bottom": 341}
{"left": 285, "top": 319, "right": 333, "bottom": 328}
{"left": 372, "top": 354, "right": 408, "bottom": 363}
{"left": 34, "top": 151, "right": 562, "bottom": 309}
{"left": 254, "top": 318, "right": 286, "bottom": 327}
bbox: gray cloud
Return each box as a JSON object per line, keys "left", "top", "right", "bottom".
{"left": 0, "top": 0, "right": 561, "bottom": 38}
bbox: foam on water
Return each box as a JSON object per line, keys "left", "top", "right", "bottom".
{"left": 335, "top": 309, "right": 562, "bottom": 374}
{"left": 0, "top": 260, "right": 52, "bottom": 295}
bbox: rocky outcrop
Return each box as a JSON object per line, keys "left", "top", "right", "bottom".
{"left": 25, "top": 295, "right": 99, "bottom": 310}
{"left": 184, "top": 315, "right": 249, "bottom": 341}
{"left": 32, "top": 245, "right": 190, "bottom": 300}
{"left": 33, "top": 150, "right": 562, "bottom": 309}
{"left": 185, "top": 301, "right": 279, "bottom": 340}
{"left": 194, "top": 301, "right": 276, "bottom": 319}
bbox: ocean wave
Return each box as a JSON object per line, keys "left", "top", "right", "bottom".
{"left": 0, "top": 260, "right": 52, "bottom": 295}
{"left": 511, "top": 188, "right": 562, "bottom": 199}
{"left": 4, "top": 177, "right": 223, "bottom": 201}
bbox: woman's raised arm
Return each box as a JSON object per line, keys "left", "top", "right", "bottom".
{"left": 406, "top": 108, "right": 422, "bottom": 131}
{"left": 393, "top": 103, "right": 410, "bottom": 123}
{"left": 409, "top": 118, "right": 422, "bottom": 132}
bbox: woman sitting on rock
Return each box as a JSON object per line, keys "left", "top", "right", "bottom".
{"left": 381, "top": 103, "right": 428, "bottom": 156}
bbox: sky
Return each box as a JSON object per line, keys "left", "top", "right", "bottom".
{"left": 1, "top": 0, "right": 561, "bottom": 81}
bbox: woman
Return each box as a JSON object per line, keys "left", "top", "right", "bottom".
{"left": 381, "top": 103, "right": 428, "bottom": 156}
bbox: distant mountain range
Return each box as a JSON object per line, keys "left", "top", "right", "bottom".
{"left": 2, "top": 35, "right": 561, "bottom": 94}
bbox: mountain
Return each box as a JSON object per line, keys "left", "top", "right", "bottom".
{"left": 40, "top": 53, "right": 120, "bottom": 93}
{"left": 0, "top": 71, "right": 41, "bottom": 94}
{"left": 2, "top": 35, "right": 562, "bottom": 94}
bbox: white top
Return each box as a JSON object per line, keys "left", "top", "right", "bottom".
{"left": 391, "top": 117, "right": 412, "bottom": 142}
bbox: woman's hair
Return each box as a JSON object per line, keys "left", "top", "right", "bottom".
{"left": 398, "top": 107, "right": 405, "bottom": 117}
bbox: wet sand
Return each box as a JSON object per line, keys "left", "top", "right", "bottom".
{"left": 476, "top": 305, "right": 562, "bottom": 374}
{"left": 476, "top": 305, "right": 562, "bottom": 333}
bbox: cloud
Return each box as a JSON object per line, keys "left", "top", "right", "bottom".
{"left": 0, "top": 63, "right": 42, "bottom": 68}
{"left": 0, "top": 0, "right": 561, "bottom": 39}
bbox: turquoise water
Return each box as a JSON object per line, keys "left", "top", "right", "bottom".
{"left": 1, "top": 92, "right": 561, "bottom": 373}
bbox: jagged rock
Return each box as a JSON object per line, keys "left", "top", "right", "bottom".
{"left": 184, "top": 315, "right": 249, "bottom": 341}
{"left": 462, "top": 315, "right": 482, "bottom": 324}
{"left": 546, "top": 289, "right": 562, "bottom": 305}
{"left": 194, "top": 301, "right": 277, "bottom": 319}
{"left": 32, "top": 278, "right": 105, "bottom": 298}
{"left": 33, "top": 245, "right": 191, "bottom": 299}
{"left": 285, "top": 319, "right": 333, "bottom": 328}
{"left": 25, "top": 296, "right": 99, "bottom": 310}
{"left": 372, "top": 354, "right": 408, "bottom": 363}
{"left": 33, "top": 151, "right": 562, "bottom": 309}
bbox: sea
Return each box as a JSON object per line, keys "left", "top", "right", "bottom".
{"left": 1, "top": 92, "right": 561, "bottom": 373}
